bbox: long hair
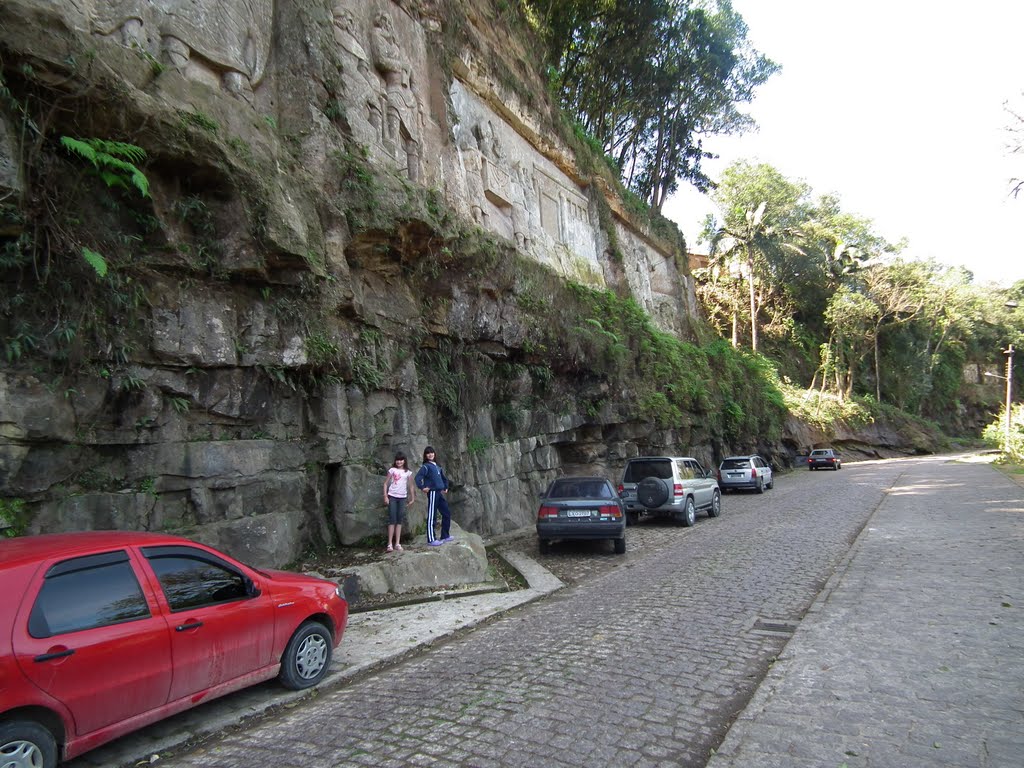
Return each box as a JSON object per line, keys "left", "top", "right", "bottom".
{"left": 422, "top": 445, "right": 435, "bottom": 462}
{"left": 392, "top": 452, "right": 407, "bottom": 469}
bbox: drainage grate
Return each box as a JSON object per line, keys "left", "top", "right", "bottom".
{"left": 750, "top": 618, "right": 798, "bottom": 636}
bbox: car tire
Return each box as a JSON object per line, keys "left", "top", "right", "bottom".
{"left": 626, "top": 510, "right": 640, "bottom": 527}
{"left": 279, "top": 621, "right": 333, "bottom": 690}
{"left": 836, "top": 463, "right": 842, "bottom": 470}
{"left": 613, "top": 536, "right": 626, "bottom": 554}
{"left": 637, "top": 476, "right": 670, "bottom": 508}
{"left": 538, "top": 538, "right": 550, "bottom": 555}
{"left": 707, "top": 490, "right": 721, "bottom": 518}
{"left": 677, "top": 496, "right": 696, "bottom": 527}
{"left": 756, "top": 478, "right": 765, "bottom": 494}
{"left": 0, "top": 720, "right": 58, "bottom": 768}
{"left": 766, "top": 477, "right": 774, "bottom": 489}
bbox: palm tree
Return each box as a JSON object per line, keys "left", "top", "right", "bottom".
{"left": 709, "top": 201, "right": 802, "bottom": 352}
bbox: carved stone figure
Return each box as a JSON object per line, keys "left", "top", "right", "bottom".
{"left": 332, "top": 5, "right": 385, "bottom": 144}
{"left": 514, "top": 162, "right": 539, "bottom": 251}
{"left": 509, "top": 162, "right": 529, "bottom": 250}
{"left": 475, "top": 121, "right": 511, "bottom": 205}
{"left": 92, "top": 0, "right": 272, "bottom": 102}
{"left": 370, "top": 11, "right": 421, "bottom": 182}
{"left": 457, "top": 129, "right": 486, "bottom": 224}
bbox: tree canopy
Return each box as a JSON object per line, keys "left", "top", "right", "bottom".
{"left": 526, "top": 0, "right": 777, "bottom": 212}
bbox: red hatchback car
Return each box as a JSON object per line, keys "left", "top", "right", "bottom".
{"left": 0, "top": 531, "right": 348, "bottom": 768}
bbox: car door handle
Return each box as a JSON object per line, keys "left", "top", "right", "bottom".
{"left": 175, "top": 621, "right": 203, "bottom": 632}
{"left": 35, "top": 648, "right": 75, "bottom": 662}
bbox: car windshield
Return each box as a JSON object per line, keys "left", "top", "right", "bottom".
{"left": 623, "top": 460, "right": 673, "bottom": 482}
{"left": 720, "top": 459, "right": 750, "bottom": 470}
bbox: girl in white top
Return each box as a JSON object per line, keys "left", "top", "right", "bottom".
{"left": 383, "top": 452, "right": 415, "bottom": 552}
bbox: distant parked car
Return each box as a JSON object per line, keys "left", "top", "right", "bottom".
{"left": 536, "top": 476, "right": 627, "bottom": 554}
{"left": 808, "top": 448, "right": 842, "bottom": 470}
{"left": 617, "top": 456, "right": 721, "bottom": 527}
{"left": 0, "top": 531, "right": 349, "bottom": 768}
{"left": 718, "top": 455, "right": 774, "bottom": 493}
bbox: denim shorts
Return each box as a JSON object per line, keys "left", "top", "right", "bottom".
{"left": 387, "top": 495, "right": 407, "bottom": 525}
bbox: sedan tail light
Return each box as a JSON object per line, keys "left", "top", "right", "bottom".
{"left": 598, "top": 505, "right": 622, "bottom": 518}
{"left": 538, "top": 506, "right": 559, "bottom": 519}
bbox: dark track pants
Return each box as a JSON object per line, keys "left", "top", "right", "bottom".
{"left": 426, "top": 490, "right": 451, "bottom": 542}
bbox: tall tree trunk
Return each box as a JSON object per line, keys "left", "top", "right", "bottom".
{"left": 874, "top": 323, "right": 882, "bottom": 402}
{"left": 746, "top": 245, "right": 758, "bottom": 352}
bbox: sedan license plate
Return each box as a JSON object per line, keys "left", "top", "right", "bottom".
{"left": 566, "top": 510, "right": 592, "bottom": 517}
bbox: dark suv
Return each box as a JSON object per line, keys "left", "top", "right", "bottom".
{"left": 617, "top": 456, "right": 721, "bottom": 527}
{"left": 807, "top": 448, "right": 842, "bottom": 470}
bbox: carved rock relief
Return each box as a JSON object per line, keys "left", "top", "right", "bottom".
{"left": 331, "top": 2, "right": 427, "bottom": 183}
{"left": 449, "top": 81, "right": 602, "bottom": 280}
{"left": 615, "top": 222, "right": 694, "bottom": 334}
{"left": 90, "top": 0, "right": 272, "bottom": 101}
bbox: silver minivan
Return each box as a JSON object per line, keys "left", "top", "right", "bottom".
{"left": 717, "top": 455, "right": 774, "bottom": 493}
{"left": 617, "top": 456, "right": 721, "bottom": 527}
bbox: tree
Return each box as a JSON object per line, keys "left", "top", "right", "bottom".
{"left": 1006, "top": 94, "right": 1024, "bottom": 198}
{"left": 527, "top": 0, "right": 777, "bottom": 210}
{"left": 703, "top": 161, "right": 807, "bottom": 352}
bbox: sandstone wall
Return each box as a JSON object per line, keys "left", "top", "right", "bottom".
{"left": 0, "top": 0, "right": 935, "bottom": 566}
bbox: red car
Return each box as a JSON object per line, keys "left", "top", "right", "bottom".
{"left": 0, "top": 531, "right": 348, "bottom": 767}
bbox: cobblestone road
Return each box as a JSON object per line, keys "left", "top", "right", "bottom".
{"left": 158, "top": 459, "right": 909, "bottom": 768}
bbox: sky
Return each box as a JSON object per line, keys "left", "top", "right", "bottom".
{"left": 662, "top": 0, "right": 1024, "bottom": 287}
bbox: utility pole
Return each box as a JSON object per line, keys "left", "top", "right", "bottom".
{"left": 1005, "top": 344, "right": 1015, "bottom": 456}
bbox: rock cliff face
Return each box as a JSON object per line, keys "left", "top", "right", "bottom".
{"left": 0, "top": 0, "right": 938, "bottom": 566}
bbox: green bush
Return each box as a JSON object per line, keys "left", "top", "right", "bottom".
{"left": 983, "top": 404, "right": 1024, "bottom": 462}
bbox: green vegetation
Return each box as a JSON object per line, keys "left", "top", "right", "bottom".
{"left": 467, "top": 436, "right": 491, "bottom": 455}
{"left": 984, "top": 404, "right": 1024, "bottom": 463}
{"left": 526, "top": 0, "right": 777, "bottom": 213}
{"left": 0, "top": 498, "right": 30, "bottom": 538}
{"left": 698, "top": 159, "right": 1024, "bottom": 434}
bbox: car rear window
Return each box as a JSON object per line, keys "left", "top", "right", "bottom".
{"left": 624, "top": 460, "right": 673, "bottom": 482}
{"left": 810, "top": 450, "right": 830, "bottom": 456}
{"left": 548, "top": 480, "right": 612, "bottom": 499}
{"left": 720, "top": 459, "right": 750, "bottom": 470}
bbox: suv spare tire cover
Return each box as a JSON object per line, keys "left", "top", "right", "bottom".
{"left": 637, "top": 477, "right": 670, "bottom": 508}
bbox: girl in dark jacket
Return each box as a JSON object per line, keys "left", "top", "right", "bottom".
{"left": 415, "top": 445, "right": 452, "bottom": 546}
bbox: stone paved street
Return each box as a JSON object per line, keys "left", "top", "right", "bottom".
{"left": 706, "top": 455, "right": 1024, "bottom": 767}
{"left": 155, "top": 458, "right": 912, "bottom": 767}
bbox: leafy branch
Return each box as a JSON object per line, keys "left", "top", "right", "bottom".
{"left": 60, "top": 136, "right": 150, "bottom": 198}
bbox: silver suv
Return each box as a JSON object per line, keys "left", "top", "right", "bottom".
{"left": 617, "top": 456, "right": 721, "bottom": 527}
{"left": 717, "top": 455, "right": 774, "bottom": 493}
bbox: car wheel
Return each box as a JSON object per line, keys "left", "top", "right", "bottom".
{"left": 626, "top": 510, "right": 640, "bottom": 527}
{"left": 766, "top": 477, "right": 774, "bottom": 489}
{"left": 538, "top": 538, "right": 550, "bottom": 555}
{"left": 637, "top": 476, "right": 670, "bottom": 508}
{"left": 707, "top": 490, "right": 721, "bottom": 518}
{"left": 756, "top": 478, "right": 765, "bottom": 494}
{"left": 279, "top": 621, "right": 333, "bottom": 690}
{"left": 836, "top": 462, "right": 842, "bottom": 470}
{"left": 0, "top": 720, "right": 58, "bottom": 768}
{"left": 677, "top": 496, "right": 696, "bottom": 527}
{"left": 613, "top": 536, "right": 626, "bottom": 554}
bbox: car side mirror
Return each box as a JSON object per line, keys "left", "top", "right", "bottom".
{"left": 244, "top": 576, "right": 261, "bottom": 598}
